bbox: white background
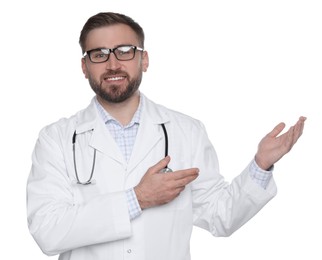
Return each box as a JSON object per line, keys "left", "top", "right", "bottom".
{"left": 0, "top": 0, "right": 321, "bottom": 259}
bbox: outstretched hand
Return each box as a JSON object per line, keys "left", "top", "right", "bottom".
{"left": 255, "top": 116, "right": 306, "bottom": 170}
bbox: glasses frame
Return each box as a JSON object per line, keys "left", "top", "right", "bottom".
{"left": 83, "top": 45, "right": 144, "bottom": 63}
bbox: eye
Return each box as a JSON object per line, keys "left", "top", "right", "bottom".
{"left": 116, "top": 46, "right": 133, "bottom": 56}
{"left": 90, "top": 50, "right": 109, "bottom": 61}
{"left": 94, "top": 52, "right": 106, "bottom": 58}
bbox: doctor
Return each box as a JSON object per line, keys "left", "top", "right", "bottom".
{"left": 27, "top": 12, "right": 306, "bottom": 260}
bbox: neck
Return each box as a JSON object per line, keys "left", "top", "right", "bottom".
{"left": 97, "top": 91, "right": 140, "bottom": 126}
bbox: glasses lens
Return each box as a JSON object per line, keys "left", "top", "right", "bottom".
{"left": 115, "top": 46, "right": 135, "bottom": 61}
{"left": 89, "top": 49, "right": 110, "bottom": 63}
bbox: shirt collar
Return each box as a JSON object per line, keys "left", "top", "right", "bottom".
{"left": 94, "top": 94, "right": 143, "bottom": 127}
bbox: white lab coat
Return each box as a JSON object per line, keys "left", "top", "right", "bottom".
{"left": 27, "top": 94, "right": 277, "bottom": 260}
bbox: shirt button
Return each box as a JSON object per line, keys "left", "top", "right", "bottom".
{"left": 127, "top": 249, "right": 132, "bottom": 254}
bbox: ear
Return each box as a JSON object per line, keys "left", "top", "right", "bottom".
{"left": 141, "top": 51, "right": 149, "bottom": 72}
{"left": 81, "top": 58, "right": 89, "bottom": 79}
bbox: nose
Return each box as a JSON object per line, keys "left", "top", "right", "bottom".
{"left": 105, "top": 53, "right": 121, "bottom": 70}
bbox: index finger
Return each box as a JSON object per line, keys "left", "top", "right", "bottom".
{"left": 170, "top": 168, "right": 200, "bottom": 180}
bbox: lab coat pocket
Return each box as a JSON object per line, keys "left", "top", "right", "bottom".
{"left": 72, "top": 183, "right": 102, "bottom": 204}
{"left": 71, "top": 153, "right": 126, "bottom": 204}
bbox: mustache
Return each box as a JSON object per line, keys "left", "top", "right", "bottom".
{"left": 102, "top": 69, "right": 128, "bottom": 77}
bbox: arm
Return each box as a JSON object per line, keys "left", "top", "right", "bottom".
{"left": 27, "top": 128, "right": 132, "bottom": 256}
{"left": 191, "top": 121, "right": 277, "bottom": 237}
{"left": 192, "top": 117, "right": 306, "bottom": 237}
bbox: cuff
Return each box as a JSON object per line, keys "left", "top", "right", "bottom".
{"left": 126, "top": 188, "right": 142, "bottom": 220}
{"left": 249, "top": 159, "right": 273, "bottom": 189}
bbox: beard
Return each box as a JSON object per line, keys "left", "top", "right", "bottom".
{"left": 88, "top": 69, "right": 143, "bottom": 103}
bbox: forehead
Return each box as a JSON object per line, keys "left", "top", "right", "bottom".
{"left": 85, "top": 24, "right": 140, "bottom": 50}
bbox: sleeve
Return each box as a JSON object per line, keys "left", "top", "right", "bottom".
{"left": 126, "top": 188, "right": 142, "bottom": 220}
{"left": 191, "top": 121, "right": 277, "bottom": 237}
{"left": 26, "top": 126, "right": 132, "bottom": 256}
{"left": 249, "top": 159, "right": 273, "bottom": 189}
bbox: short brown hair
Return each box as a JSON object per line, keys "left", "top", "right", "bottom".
{"left": 79, "top": 12, "right": 145, "bottom": 53}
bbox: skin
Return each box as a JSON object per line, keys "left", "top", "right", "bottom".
{"left": 255, "top": 117, "right": 306, "bottom": 170}
{"left": 81, "top": 24, "right": 149, "bottom": 126}
{"left": 81, "top": 24, "right": 306, "bottom": 210}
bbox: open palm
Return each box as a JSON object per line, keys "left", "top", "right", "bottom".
{"left": 255, "top": 116, "right": 306, "bottom": 170}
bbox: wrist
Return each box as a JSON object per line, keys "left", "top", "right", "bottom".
{"left": 254, "top": 154, "right": 273, "bottom": 171}
{"left": 134, "top": 186, "right": 147, "bottom": 210}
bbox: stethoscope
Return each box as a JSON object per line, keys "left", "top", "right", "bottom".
{"left": 72, "top": 123, "right": 172, "bottom": 185}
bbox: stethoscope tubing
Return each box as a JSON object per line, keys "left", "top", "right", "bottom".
{"left": 160, "top": 123, "right": 172, "bottom": 172}
{"left": 72, "top": 130, "right": 96, "bottom": 185}
{"left": 73, "top": 123, "right": 171, "bottom": 185}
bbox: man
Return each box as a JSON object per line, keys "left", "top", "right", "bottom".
{"left": 27, "top": 12, "right": 306, "bottom": 260}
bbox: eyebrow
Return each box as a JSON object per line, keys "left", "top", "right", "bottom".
{"left": 89, "top": 44, "right": 139, "bottom": 50}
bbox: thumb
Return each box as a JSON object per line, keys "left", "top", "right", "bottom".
{"left": 147, "top": 156, "right": 171, "bottom": 175}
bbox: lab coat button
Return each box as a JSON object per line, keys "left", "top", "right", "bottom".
{"left": 127, "top": 249, "right": 132, "bottom": 253}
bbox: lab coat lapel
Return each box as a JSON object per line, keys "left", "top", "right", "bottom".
{"left": 127, "top": 118, "right": 161, "bottom": 172}
{"left": 127, "top": 95, "right": 169, "bottom": 173}
{"left": 75, "top": 99, "right": 125, "bottom": 165}
{"left": 90, "top": 119, "right": 125, "bottom": 164}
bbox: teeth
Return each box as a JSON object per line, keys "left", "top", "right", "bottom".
{"left": 107, "top": 76, "right": 124, "bottom": 81}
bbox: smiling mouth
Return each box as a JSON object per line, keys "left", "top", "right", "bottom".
{"left": 105, "top": 76, "right": 126, "bottom": 81}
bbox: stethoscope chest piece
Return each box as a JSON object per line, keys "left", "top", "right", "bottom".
{"left": 160, "top": 167, "right": 173, "bottom": 173}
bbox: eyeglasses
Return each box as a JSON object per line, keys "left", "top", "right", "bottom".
{"left": 83, "top": 45, "right": 144, "bottom": 63}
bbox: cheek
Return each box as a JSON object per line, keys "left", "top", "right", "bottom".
{"left": 84, "top": 66, "right": 103, "bottom": 81}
